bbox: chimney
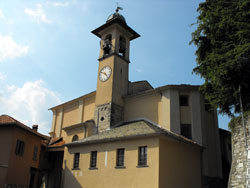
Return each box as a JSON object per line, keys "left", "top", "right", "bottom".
{"left": 32, "top": 124, "right": 38, "bottom": 132}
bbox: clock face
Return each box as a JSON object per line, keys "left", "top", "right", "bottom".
{"left": 99, "top": 66, "right": 112, "bottom": 82}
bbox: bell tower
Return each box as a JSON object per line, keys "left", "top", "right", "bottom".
{"left": 92, "top": 8, "right": 140, "bottom": 132}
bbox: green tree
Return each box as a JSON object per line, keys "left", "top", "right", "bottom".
{"left": 191, "top": 0, "right": 250, "bottom": 116}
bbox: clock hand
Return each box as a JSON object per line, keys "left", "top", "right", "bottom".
{"left": 103, "top": 72, "right": 108, "bottom": 77}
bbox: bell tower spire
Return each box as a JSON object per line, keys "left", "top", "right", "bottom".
{"left": 92, "top": 9, "right": 140, "bottom": 132}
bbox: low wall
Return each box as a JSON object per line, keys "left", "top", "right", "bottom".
{"left": 228, "top": 113, "right": 250, "bottom": 188}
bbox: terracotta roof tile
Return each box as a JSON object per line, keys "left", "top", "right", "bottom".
{"left": 48, "top": 140, "right": 65, "bottom": 148}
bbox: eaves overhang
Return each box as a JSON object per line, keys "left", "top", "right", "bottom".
{"left": 91, "top": 18, "right": 140, "bottom": 41}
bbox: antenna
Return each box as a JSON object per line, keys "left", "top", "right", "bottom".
{"left": 116, "top": 2, "right": 123, "bottom": 13}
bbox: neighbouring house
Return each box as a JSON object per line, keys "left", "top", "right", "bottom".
{"left": 0, "top": 115, "right": 49, "bottom": 188}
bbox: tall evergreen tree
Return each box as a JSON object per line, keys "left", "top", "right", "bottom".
{"left": 191, "top": 0, "right": 250, "bottom": 116}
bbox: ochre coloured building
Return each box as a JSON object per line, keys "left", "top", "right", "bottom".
{"left": 47, "top": 10, "right": 224, "bottom": 188}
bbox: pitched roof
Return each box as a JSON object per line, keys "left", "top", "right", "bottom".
{"left": 65, "top": 119, "right": 201, "bottom": 148}
{"left": 91, "top": 17, "right": 140, "bottom": 41}
{"left": 0, "top": 115, "right": 49, "bottom": 140}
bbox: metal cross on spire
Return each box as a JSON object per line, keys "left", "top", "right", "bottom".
{"left": 116, "top": 2, "right": 123, "bottom": 13}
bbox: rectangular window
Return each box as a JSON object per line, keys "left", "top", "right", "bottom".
{"left": 90, "top": 151, "right": 97, "bottom": 168}
{"left": 33, "top": 146, "right": 38, "bottom": 161}
{"left": 15, "top": 139, "right": 25, "bottom": 156}
{"left": 138, "top": 146, "right": 147, "bottom": 166}
{"left": 116, "top": 148, "right": 125, "bottom": 167}
{"left": 181, "top": 124, "right": 192, "bottom": 139}
{"left": 180, "top": 95, "right": 189, "bottom": 106}
{"left": 73, "top": 153, "right": 80, "bottom": 169}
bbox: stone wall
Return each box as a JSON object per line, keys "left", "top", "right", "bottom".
{"left": 94, "top": 103, "right": 124, "bottom": 133}
{"left": 228, "top": 113, "right": 250, "bottom": 188}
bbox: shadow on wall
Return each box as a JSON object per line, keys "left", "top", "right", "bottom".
{"left": 63, "top": 164, "right": 83, "bottom": 188}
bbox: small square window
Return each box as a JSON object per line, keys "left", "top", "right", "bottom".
{"left": 181, "top": 124, "right": 192, "bottom": 139}
{"left": 73, "top": 153, "right": 80, "bottom": 169}
{"left": 90, "top": 151, "right": 97, "bottom": 168}
{"left": 138, "top": 146, "right": 147, "bottom": 166}
{"left": 15, "top": 139, "right": 25, "bottom": 156}
{"left": 180, "top": 96, "right": 189, "bottom": 106}
{"left": 116, "top": 148, "right": 125, "bottom": 167}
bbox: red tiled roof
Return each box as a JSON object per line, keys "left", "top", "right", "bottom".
{"left": 0, "top": 114, "right": 49, "bottom": 140}
{"left": 48, "top": 140, "right": 65, "bottom": 148}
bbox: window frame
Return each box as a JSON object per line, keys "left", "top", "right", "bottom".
{"left": 32, "top": 145, "right": 38, "bottom": 161}
{"left": 116, "top": 148, "right": 125, "bottom": 168}
{"left": 179, "top": 95, "right": 189, "bottom": 106}
{"left": 119, "top": 35, "right": 126, "bottom": 57}
{"left": 89, "top": 151, "right": 97, "bottom": 169}
{"left": 138, "top": 146, "right": 148, "bottom": 167}
{"left": 103, "top": 34, "right": 112, "bottom": 56}
{"left": 15, "top": 139, "right": 25, "bottom": 156}
{"left": 73, "top": 153, "right": 80, "bottom": 170}
{"left": 72, "top": 135, "right": 79, "bottom": 142}
{"left": 180, "top": 124, "right": 192, "bottom": 139}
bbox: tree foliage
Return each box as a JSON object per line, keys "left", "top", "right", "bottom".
{"left": 191, "top": 0, "right": 250, "bottom": 116}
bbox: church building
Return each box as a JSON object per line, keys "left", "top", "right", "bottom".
{"left": 47, "top": 9, "right": 223, "bottom": 188}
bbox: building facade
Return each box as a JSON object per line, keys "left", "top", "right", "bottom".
{"left": 48, "top": 10, "right": 223, "bottom": 188}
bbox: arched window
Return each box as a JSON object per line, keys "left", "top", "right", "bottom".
{"left": 103, "top": 34, "right": 112, "bottom": 56}
{"left": 72, "top": 135, "right": 79, "bottom": 142}
{"left": 119, "top": 36, "right": 126, "bottom": 57}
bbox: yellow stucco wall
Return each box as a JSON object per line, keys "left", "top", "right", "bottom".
{"left": 62, "top": 137, "right": 159, "bottom": 188}
{"left": 83, "top": 96, "right": 95, "bottom": 122}
{"left": 96, "top": 56, "right": 115, "bottom": 106}
{"left": 161, "top": 91, "right": 171, "bottom": 130}
{"left": 124, "top": 93, "right": 162, "bottom": 125}
{"left": 63, "top": 102, "right": 80, "bottom": 128}
{"left": 159, "top": 138, "right": 201, "bottom": 188}
{"left": 52, "top": 94, "right": 96, "bottom": 139}
{"left": 55, "top": 110, "right": 61, "bottom": 137}
{"left": 64, "top": 127, "right": 85, "bottom": 144}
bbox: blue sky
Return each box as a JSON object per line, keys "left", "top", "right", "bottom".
{"left": 0, "top": 0, "right": 230, "bottom": 134}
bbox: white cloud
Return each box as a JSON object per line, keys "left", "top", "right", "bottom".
{"left": 136, "top": 69, "right": 143, "bottom": 73}
{"left": 53, "top": 2, "right": 69, "bottom": 7}
{"left": 0, "top": 73, "right": 6, "bottom": 81}
{"left": 0, "top": 80, "right": 61, "bottom": 134}
{"left": 24, "top": 4, "right": 52, "bottom": 24}
{"left": 0, "top": 35, "right": 29, "bottom": 62}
